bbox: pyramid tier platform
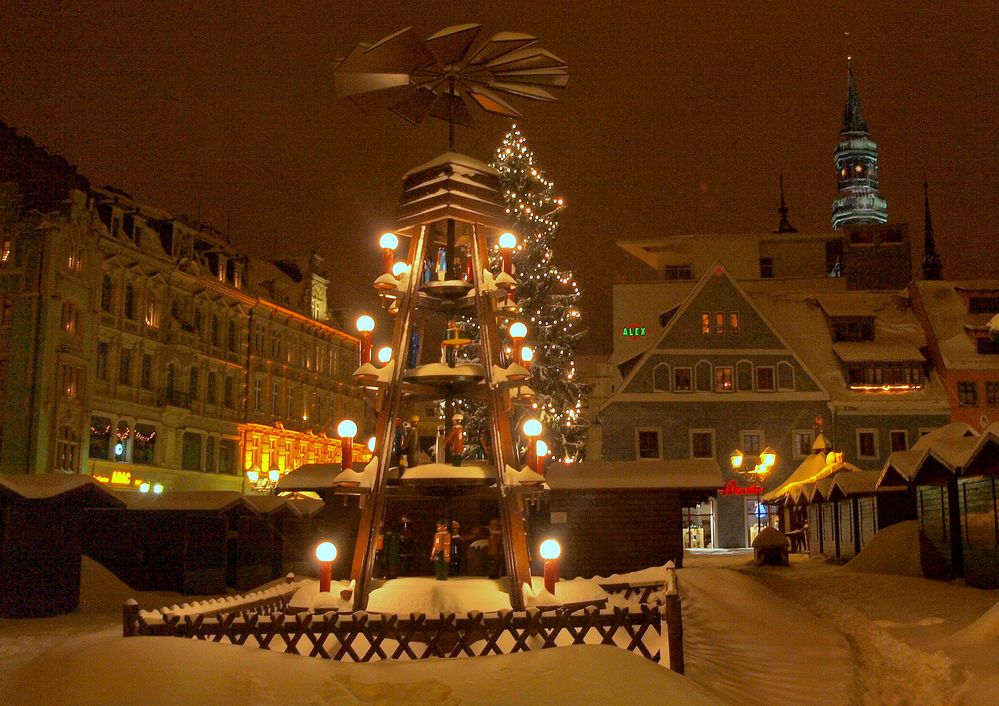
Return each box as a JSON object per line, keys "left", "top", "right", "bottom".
{"left": 403, "top": 362, "right": 485, "bottom": 385}
{"left": 419, "top": 279, "right": 475, "bottom": 300}
{"left": 399, "top": 462, "right": 496, "bottom": 487}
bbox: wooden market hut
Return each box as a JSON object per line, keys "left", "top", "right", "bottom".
{"left": 0, "top": 475, "right": 124, "bottom": 617}
{"left": 279, "top": 496, "right": 326, "bottom": 577}
{"left": 956, "top": 426, "right": 999, "bottom": 588}
{"left": 808, "top": 477, "right": 838, "bottom": 558}
{"left": 827, "top": 472, "right": 909, "bottom": 561}
{"left": 536, "top": 459, "right": 723, "bottom": 577}
{"left": 230, "top": 495, "right": 296, "bottom": 591}
{"left": 91, "top": 491, "right": 251, "bottom": 595}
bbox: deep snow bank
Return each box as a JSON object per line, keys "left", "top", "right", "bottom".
{"left": 844, "top": 520, "right": 923, "bottom": 577}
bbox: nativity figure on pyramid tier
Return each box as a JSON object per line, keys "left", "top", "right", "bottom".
{"left": 330, "top": 22, "right": 569, "bottom": 610}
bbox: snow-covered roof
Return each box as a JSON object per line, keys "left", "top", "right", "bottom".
{"left": 912, "top": 279, "right": 999, "bottom": 370}
{"left": 544, "top": 459, "right": 723, "bottom": 490}
{"left": 763, "top": 453, "right": 828, "bottom": 501}
{"left": 403, "top": 151, "right": 497, "bottom": 177}
{"left": 750, "top": 287, "right": 949, "bottom": 410}
{"left": 0, "top": 474, "right": 123, "bottom": 506}
{"left": 276, "top": 464, "right": 344, "bottom": 492}
{"left": 114, "top": 490, "right": 245, "bottom": 512}
{"left": 768, "top": 455, "right": 863, "bottom": 502}
{"left": 815, "top": 293, "right": 875, "bottom": 318}
{"left": 830, "top": 471, "right": 900, "bottom": 499}
{"left": 285, "top": 496, "right": 325, "bottom": 517}
{"left": 240, "top": 494, "right": 293, "bottom": 516}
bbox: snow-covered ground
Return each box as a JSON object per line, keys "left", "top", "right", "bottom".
{"left": 2, "top": 536, "right": 999, "bottom": 705}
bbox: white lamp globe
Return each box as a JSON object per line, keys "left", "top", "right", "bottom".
{"left": 522, "top": 418, "right": 542, "bottom": 438}
{"left": 536, "top": 440, "right": 549, "bottom": 457}
{"left": 367, "top": 436, "right": 376, "bottom": 453}
{"left": 521, "top": 346, "right": 534, "bottom": 363}
{"left": 391, "top": 261, "right": 409, "bottom": 277}
{"left": 377, "top": 346, "right": 392, "bottom": 364}
{"left": 379, "top": 232, "right": 399, "bottom": 250}
{"left": 509, "top": 322, "right": 528, "bottom": 339}
{"left": 539, "top": 539, "right": 561, "bottom": 560}
{"left": 356, "top": 315, "right": 375, "bottom": 333}
{"left": 315, "top": 541, "right": 337, "bottom": 563}
{"left": 337, "top": 419, "right": 358, "bottom": 439}
{"left": 499, "top": 232, "right": 517, "bottom": 249}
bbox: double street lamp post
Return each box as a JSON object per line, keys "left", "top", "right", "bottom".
{"left": 729, "top": 446, "right": 777, "bottom": 533}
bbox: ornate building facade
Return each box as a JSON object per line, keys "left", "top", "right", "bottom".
{"left": 0, "top": 123, "right": 366, "bottom": 491}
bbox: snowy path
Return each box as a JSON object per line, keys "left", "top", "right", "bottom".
{"left": 679, "top": 567, "right": 855, "bottom": 705}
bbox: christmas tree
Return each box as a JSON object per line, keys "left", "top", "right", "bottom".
{"left": 462, "top": 125, "right": 588, "bottom": 462}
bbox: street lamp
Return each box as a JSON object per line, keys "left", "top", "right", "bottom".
{"left": 376, "top": 346, "right": 392, "bottom": 366}
{"left": 509, "top": 322, "right": 527, "bottom": 365}
{"left": 520, "top": 346, "right": 534, "bottom": 371}
{"left": 315, "top": 541, "right": 337, "bottom": 593}
{"left": 522, "top": 417, "right": 542, "bottom": 470}
{"left": 338, "top": 419, "right": 357, "bottom": 470}
{"left": 729, "top": 446, "right": 778, "bottom": 533}
{"left": 356, "top": 316, "right": 375, "bottom": 365}
{"left": 379, "top": 232, "right": 399, "bottom": 274}
{"left": 539, "top": 539, "right": 561, "bottom": 595}
{"left": 499, "top": 232, "right": 517, "bottom": 276}
{"left": 535, "top": 439, "right": 549, "bottom": 476}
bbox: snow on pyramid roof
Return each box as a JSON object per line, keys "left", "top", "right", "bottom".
{"left": 403, "top": 151, "right": 496, "bottom": 178}
{"left": 544, "top": 459, "right": 723, "bottom": 490}
{"left": 0, "top": 474, "right": 123, "bottom": 506}
{"left": 401, "top": 462, "right": 495, "bottom": 484}
{"left": 763, "top": 452, "right": 828, "bottom": 502}
{"left": 768, "top": 454, "right": 863, "bottom": 502}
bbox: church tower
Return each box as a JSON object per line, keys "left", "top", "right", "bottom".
{"left": 831, "top": 60, "right": 888, "bottom": 229}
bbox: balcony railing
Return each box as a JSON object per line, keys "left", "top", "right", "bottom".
{"left": 157, "top": 388, "right": 193, "bottom": 409}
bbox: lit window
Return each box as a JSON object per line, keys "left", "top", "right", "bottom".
{"left": 715, "top": 366, "right": 734, "bottom": 392}
{"left": 61, "top": 302, "right": 78, "bottom": 334}
{"left": 62, "top": 365, "right": 79, "bottom": 398}
{"left": 701, "top": 312, "right": 710, "bottom": 335}
{"left": 715, "top": 312, "right": 724, "bottom": 335}
{"left": 673, "top": 367, "right": 692, "bottom": 392}
{"left": 728, "top": 312, "right": 739, "bottom": 335}
{"left": 0, "top": 239, "right": 11, "bottom": 264}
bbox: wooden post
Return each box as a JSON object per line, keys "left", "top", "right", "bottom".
{"left": 664, "top": 592, "right": 685, "bottom": 675}
{"left": 122, "top": 599, "right": 140, "bottom": 637}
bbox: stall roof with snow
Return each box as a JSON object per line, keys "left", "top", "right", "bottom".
{"left": 0, "top": 474, "right": 124, "bottom": 507}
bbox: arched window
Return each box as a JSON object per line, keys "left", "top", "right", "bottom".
{"left": 652, "top": 363, "right": 670, "bottom": 392}
{"left": 736, "top": 360, "right": 753, "bottom": 391}
{"left": 777, "top": 361, "right": 795, "bottom": 390}
{"left": 695, "top": 360, "right": 712, "bottom": 392}
{"left": 100, "top": 275, "right": 114, "bottom": 312}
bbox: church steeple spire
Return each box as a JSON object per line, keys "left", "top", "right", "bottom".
{"left": 774, "top": 175, "right": 798, "bottom": 233}
{"left": 831, "top": 59, "right": 888, "bottom": 229}
{"left": 922, "top": 181, "right": 943, "bottom": 280}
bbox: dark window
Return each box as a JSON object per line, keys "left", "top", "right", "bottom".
{"left": 858, "top": 431, "right": 878, "bottom": 458}
{"left": 664, "top": 265, "right": 693, "bottom": 281}
{"left": 759, "top": 258, "right": 774, "bottom": 278}
{"left": 958, "top": 381, "right": 979, "bottom": 407}
{"left": 133, "top": 424, "right": 156, "bottom": 465}
{"left": 793, "top": 431, "right": 813, "bottom": 458}
{"left": 832, "top": 318, "right": 874, "bottom": 342}
{"left": 182, "top": 432, "right": 203, "bottom": 471}
{"left": 140, "top": 354, "right": 153, "bottom": 390}
{"left": 637, "top": 430, "right": 660, "bottom": 459}
{"left": 118, "top": 349, "right": 131, "bottom": 385}
{"left": 89, "top": 416, "right": 111, "bottom": 460}
{"left": 695, "top": 362, "right": 712, "bottom": 391}
{"left": 211, "top": 316, "right": 221, "bottom": 347}
{"left": 673, "top": 367, "right": 692, "bottom": 392}
{"left": 96, "top": 342, "right": 109, "bottom": 381}
{"left": 219, "top": 439, "right": 237, "bottom": 475}
{"left": 691, "top": 431, "right": 714, "bottom": 458}
{"left": 756, "top": 366, "right": 775, "bottom": 391}
{"left": 890, "top": 430, "right": 908, "bottom": 452}
{"left": 736, "top": 361, "right": 753, "bottom": 391}
{"left": 777, "top": 362, "right": 794, "bottom": 390}
{"left": 987, "top": 382, "right": 999, "bottom": 406}
{"left": 742, "top": 432, "right": 761, "bottom": 455}
{"left": 189, "top": 368, "right": 199, "bottom": 399}
{"left": 207, "top": 372, "right": 218, "bottom": 404}
{"left": 653, "top": 364, "right": 670, "bottom": 391}
{"left": 976, "top": 338, "right": 999, "bottom": 354}
{"left": 205, "top": 436, "right": 216, "bottom": 473}
{"left": 124, "top": 284, "right": 136, "bottom": 320}
{"left": 100, "top": 275, "right": 113, "bottom": 312}
{"left": 224, "top": 377, "right": 235, "bottom": 408}
{"left": 227, "top": 320, "right": 237, "bottom": 352}
{"left": 969, "top": 297, "right": 999, "bottom": 314}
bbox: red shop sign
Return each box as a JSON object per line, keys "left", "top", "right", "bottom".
{"left": 722, "top": 480, "right": 764, "bottom": 495}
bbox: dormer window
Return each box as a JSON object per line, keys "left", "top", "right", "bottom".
{"left": 832, "top": 317, "right": 874, "bottom": 342}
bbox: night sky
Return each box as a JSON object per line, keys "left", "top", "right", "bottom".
{"left": 1, "top": 2, "right": 996, "bottom": 353}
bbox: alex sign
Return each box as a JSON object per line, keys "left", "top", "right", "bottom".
{"left": 622, "top": 326, "right": 647, "bottom": 337}
{"left": 721, "top": 480, "right": 764, "bottom": 495}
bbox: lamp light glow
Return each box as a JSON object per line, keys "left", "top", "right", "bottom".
{"left": 391, "top": 261, "right": 408, "bottom": 278}
{"left": 377, "top": 346, "right": 392, "bottom": 365}
{"left": 509, "top": 322, "right": 528, "bottom": 339}
{"left": 760, "top": 446, "right": 777, "bottom": 468}
{"left": 367, "top": 436, "right": 376, "bottom": 453}
{"left": 379, "top": 232, "right": 399, "bottom": 251}
{"left": 152, "top": 483, "right": 164, "bottom": 494}
{"left": 521, "top": 346, "right": 534, "bottom": 364}
{"left": 139, "top": 482, "right": 150, "bottom": 493}
{"left": 499, "top": 232, "right": 517, "bottom": 250}
{"left": 268, "top": 468, "right": 280, "bottom": 483}
{"left": 356, "top": 316, "right": 375, "bottom": 333}
{"left": 315, "top": 541, "right": 337, "bottom": 563}
{"left": 539, "top": 538, "right": 561, "bottom": 560}
{"left": 522, "top": 418, "right": 542, "bottom": 438}
{"left": 729, "top": 449, "right": 744, "bottom": 470}
{"left": 337, "top": 419, "right": 358, "bottom": 439}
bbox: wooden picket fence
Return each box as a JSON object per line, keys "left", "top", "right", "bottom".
{"left": 123, "top": 573, "right": 684, "bottom": 673}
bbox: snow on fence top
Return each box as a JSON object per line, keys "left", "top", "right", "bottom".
{"left": 137, "top": 577, "right": 304, "bottom": 621}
